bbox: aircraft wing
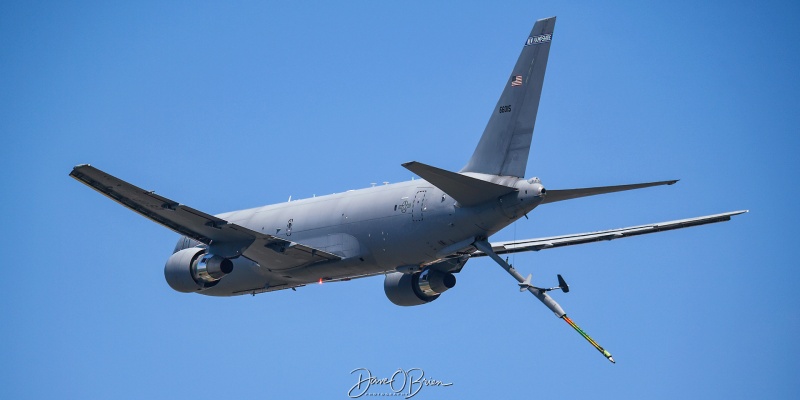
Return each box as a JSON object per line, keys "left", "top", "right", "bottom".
{"left": 471, "top": 210, "right": 748, "bottom": 256}
{"left": 69, "top": 164, "right": 341, "bottom": 269}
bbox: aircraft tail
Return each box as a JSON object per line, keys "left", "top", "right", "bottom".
{"left": 461, "top": 17, "right": 556, "bottom": 178}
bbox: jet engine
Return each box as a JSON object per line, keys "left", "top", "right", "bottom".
{"left": 164, "top": 247, "right": 234, "bottom": 293}
{"left": 384, "top": 268, "right": 456, "bottom": 306}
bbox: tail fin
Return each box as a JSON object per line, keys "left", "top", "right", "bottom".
{"left": 461, "top": 17, "right": 556, "bottom": 178}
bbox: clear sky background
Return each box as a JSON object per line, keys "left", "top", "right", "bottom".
{"left": 2, "top": 1, "right": 798, "bottom": 398}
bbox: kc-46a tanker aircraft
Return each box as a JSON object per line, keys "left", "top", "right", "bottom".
{"left": 71, "top": 17, "right": 747, "bottom": 363}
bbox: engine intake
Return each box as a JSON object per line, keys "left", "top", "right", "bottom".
{"left": 164, "top": 248, "right": 234, "bottom": 293}
{"left": 384, "top": 269, "right": 456, "bottom": 306}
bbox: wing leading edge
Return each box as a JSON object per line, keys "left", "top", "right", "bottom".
{"left": 471, "top": 210, "right": 748, "bottom": 257}
{"left": 69, "top": 164, "right": 341, "bottom": 269}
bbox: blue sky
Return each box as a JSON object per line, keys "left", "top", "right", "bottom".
{"left": 2, "top": 1, "right": 798, "bottom": 398}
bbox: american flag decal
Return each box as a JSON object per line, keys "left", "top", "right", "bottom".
{"left": 511, "top": 75, "right": 523, "bottom": 87}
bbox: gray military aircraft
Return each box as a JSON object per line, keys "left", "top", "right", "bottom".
{"left": 71, "top": 17, "right": 746, "bottom": 362}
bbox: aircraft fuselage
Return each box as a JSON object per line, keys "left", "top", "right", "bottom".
{"left": 187, "top": 176, "right": 545, "bottom": 295}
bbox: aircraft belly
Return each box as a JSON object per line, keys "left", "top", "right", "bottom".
{"left": 289, "top": 258, "right": 385, "bottom": 281}
{"left": 200, "top": 252, "right": 387, "bottom": 296}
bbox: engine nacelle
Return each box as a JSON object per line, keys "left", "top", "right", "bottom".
{"left": 164, "top": 248, "right": 234, "bottom": 293}
{"left": 384, "top": 268, "right": 456, "bottom": 306}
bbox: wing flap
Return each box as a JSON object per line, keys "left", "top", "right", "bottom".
{"left": 472, "top": 210, "right": 748, "bottom": 256}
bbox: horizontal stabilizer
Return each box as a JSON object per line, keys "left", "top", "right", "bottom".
{"left": 402, "top": 161, "right": 517, "bottom": 207}
{"left": 541, "top": 180, "right": 678, "bottom": 204}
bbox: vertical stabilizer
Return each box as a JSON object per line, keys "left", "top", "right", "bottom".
{"left": 461, "top": 17, "right": 556, "bottom": 178}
